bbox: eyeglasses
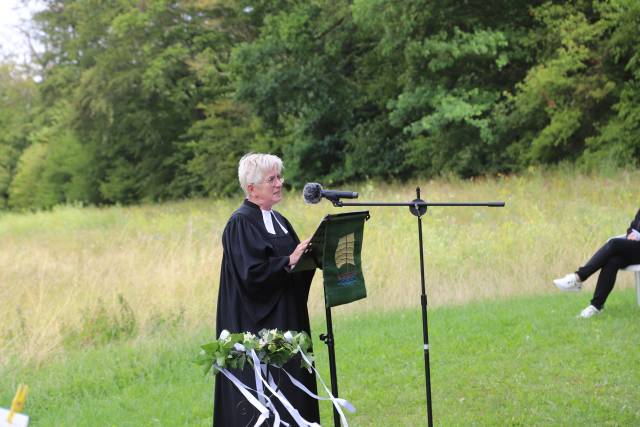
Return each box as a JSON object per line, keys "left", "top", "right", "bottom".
{"left": 263, "top": 174, "right": 284, "bottom": 186}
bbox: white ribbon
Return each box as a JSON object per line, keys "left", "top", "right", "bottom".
{"left": 219, "top": 368, "right": 272, "bottom": 426}
{"left": 262, "top": 371, "right": 321, "bottom": 427}
{"left": 220, "top": 345, "right": 355, "bottom": 427}
{"left": 251, "top": 349, "right": 267, "bottom": 407}
{"left": 250, "top": 350, "right": 285, "bottom": 427}
{"left": 250, "top": 349, "right": 322, "bottom": 427}
{"left": 281, "top": 368, "right": 356, "bottom": 414}
{"left": 297, "top": 347, "right": 356, "bottom": 426}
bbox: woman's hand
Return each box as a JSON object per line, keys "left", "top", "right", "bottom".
{"left": 289, "top": 238, "right": 311, "bottom": 266}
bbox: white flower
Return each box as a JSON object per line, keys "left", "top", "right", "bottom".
{"left": 219, "top": 330, "right": 230, "bottom": 341}
{"left": 284, "top": 331, "right": 293, "bottom": 343}
{"left": 234, "top": 343, "right": 246, "bottom": 352}
{"left": 244, "top": 332, "right": 256, "bottom": 341}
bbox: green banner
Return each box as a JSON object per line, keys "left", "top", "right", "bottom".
{"left": 321, "top": 212, "right": 368, "bottom": 308}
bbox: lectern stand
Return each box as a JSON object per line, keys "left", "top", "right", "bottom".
{"left": 292, "top": 211, "right": 370, "bottom": 427}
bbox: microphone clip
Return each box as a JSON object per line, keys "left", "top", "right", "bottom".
{"left": 326, "top": 194, "right": 345, "bottom": 207}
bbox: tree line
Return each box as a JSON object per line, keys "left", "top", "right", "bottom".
{"left": 1, "top": 0, "right": 639, "bottom": 210}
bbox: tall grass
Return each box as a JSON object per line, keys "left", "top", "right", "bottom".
{"left": 1, "top": 169, "right": 639, "bottom": 366}
{"left": 1, "top": 290, "right": 638, "bottom": 425}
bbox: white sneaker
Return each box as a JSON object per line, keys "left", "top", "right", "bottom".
{"left": 579, "top": 305, "right": 602, "bottom": 318}
{"left": 553, "top": 273, "right": 582, "bottom": 292}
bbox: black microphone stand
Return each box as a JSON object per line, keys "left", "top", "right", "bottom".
{"left": 319, "top": 308, "right": 340, "bottom": 426}
{"left": 321, "top": 187, "right": 504, "bottom": 427}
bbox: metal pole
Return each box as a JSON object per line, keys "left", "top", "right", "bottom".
{"left": 415, "top": 187, "right": 434, "bottom": 427}
{"left": 333, "top": 201, "right": 504, "bottom": 208}
{"left": 320, "top": 307, "right": 341, "bottom": 426}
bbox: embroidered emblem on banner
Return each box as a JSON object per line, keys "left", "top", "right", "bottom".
{"left": 335, "top": 233, "right": 357, "bottom": 286}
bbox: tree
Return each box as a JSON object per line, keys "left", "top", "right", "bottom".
{"left": 0, "top": 63, "right": 37, "bottom": 208}
{"left": 233, "top": 0, "right": 539, "bottom": 183}
{"left": 32, "top": 0, "right": 269, "bottom": 202}
{"left": 496, "top": 1, "right": 640, "bottom": 169}
{"left": 232, "top": 1, "right": 363, "bottom": 184}
{"left": 8, "top": 143, "right": 47, "bottom": 210}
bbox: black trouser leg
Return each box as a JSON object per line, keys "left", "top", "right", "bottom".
{"left": 590, "top": 256, "right": 627, "bottom": 310}
{"left": 575, "top": 238, "right": 640, "bottom": 309}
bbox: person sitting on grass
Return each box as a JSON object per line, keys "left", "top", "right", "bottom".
{"left": 554, "top": 208, "right": 640, "bottom": 318}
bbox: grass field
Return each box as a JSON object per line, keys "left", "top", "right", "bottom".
{"left": 2, "top": 169, "right": 640, "bottom": 367}
{"left": 0, "top": 290, "right": 638, "bottom": 426}
{"left": 1, "top": 169, "right": 640, "bottom": 425}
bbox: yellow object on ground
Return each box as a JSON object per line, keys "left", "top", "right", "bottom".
{"left": 2, "top": 384, "right": 28, "bottom": 426}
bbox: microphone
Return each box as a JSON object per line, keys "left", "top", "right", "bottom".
{"left": 303, "top": 182, "right": 358, "bottom": 204}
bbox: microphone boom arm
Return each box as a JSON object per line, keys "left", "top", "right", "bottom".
{"left": 331, "top": 199, "right": 505, "bottom": 212}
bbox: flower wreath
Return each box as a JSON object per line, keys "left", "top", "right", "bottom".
{"left": 197, "top": 329, "right": 355, "bottom": 427}
{"left": 196, "top": 328, "right": 314, "bottom": 375}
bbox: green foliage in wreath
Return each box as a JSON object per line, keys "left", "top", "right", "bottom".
{"left": 196, "top": 329, "right": 314, "bottom": 375}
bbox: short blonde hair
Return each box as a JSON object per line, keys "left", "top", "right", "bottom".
{"left": 238, "top": 153, "right": 283, "bottom": 196}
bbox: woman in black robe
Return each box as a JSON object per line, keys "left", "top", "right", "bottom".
{"left": 213, "top": 153, "right": 320, "bottom": 426}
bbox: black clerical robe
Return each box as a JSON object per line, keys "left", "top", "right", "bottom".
{"left": 213, "top": 200, "right": 320, "bottom": 426}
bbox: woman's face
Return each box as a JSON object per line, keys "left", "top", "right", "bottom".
{"left": 248, "top": 168, "right": 284, "bottom": 210}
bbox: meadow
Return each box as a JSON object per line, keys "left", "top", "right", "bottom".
{"left": 1, "top": 291, "right": 638, "bottom": 425}
{"left": 1, "top": 169, "right": 640, "bottom": 425}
